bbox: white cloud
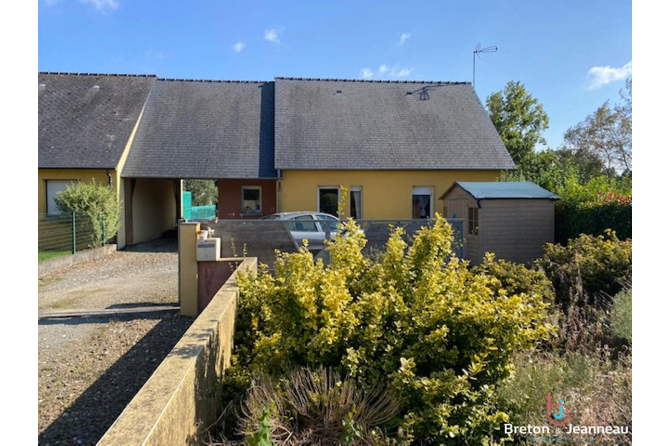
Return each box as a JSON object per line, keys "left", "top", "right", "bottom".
{"left": 232, "top": 42, "right": 247, "bottom": 53}
{"left": 391, "top": 67, "right": 413, "bottom": 77}
{"left": 361, "top": 64, "right": 413, "bottom": 79}
{"left": 146, "top": 49, "right": 165, "bottom": 60}
{"left": 399, "top": 32, "right": 411, "bottom": 45}
{"left": 264, "top": 27, "right": 284, "bottom": 44}
{"left": 79, "top": 0, "right": 119, "bottom": 10}
{"left": 587, "top": 61, "right": 632, "bottom": 90}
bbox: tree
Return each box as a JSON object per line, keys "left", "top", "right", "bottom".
{"left": 563, "top": 79, "right": 632, "bottom": 173}
{"left": 184, "top": 179, "right": 218, "bottom": 206}
{"left": 486, "top": 81, "right": 550, "bottom": 165}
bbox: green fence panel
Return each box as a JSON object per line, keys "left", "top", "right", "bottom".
{"left": 183, "top": 191, "right": 192, "bottom": 219}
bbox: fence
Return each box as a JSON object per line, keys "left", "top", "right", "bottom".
{"left": 38, "top": 212, "right": 109, "bottom": 259}
{"left": 182, "top": 191, "right": 217, "bottom": 220}
{"left": 195, "top": 218, "right": 466, "bottom": 268}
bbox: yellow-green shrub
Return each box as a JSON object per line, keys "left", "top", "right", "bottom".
{"left": 537, "top": 230, "right": 632, "bottom": 307}
{"left": 230, "top": 216, "right": 552, "bottom": 444}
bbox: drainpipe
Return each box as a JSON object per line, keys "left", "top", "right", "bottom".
{"left": 106, "top": 169, "right": 112, "bottom": 187}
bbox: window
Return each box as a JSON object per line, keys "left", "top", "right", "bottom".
{"left": 316, "top": 214, "right": 338, "bottom": 232}
{"left": 46, "top": 180, "right": 76, "bottom": 215}
{"left": 241, "top": 187, "right": 261, "bottom": 215}
{"left": 318, "top": 187, "right": 339, "bottom": 216}
{"left": 290, "top": 215, "right": 318, "bottom": 232}
{"left": 350, "top": 186, "right": 362, "bottom": 219}
{"left": 468, "top": 207, "right": 479, "bottom": 235}
{"left": 412, "top": 186, "right": 433, "bottom": 219}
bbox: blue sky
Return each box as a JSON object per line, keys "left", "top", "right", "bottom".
{"left": 38, "top": 0, "right": 632, "bottom": 150}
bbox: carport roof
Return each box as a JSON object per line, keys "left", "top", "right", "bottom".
{"left": 440, "top": 181, "right": 560, "bottom": 200}
{"left": 122, "top": 79, "right": 276, "bottom": 179}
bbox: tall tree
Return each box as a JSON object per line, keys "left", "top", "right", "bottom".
{"left": 486, "top": 81, "right": 550, "bottom": 165}
{"left": 563, "top": 79, "right": 632, "bottom": 173}
{"left": 184, "top": 179, "right": 218, "bottom": 206}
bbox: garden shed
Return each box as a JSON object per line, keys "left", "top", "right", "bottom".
{"left": 440, "top": 181, "right": 559, "bottom": 264}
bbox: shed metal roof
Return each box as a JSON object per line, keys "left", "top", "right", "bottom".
{"left": 275, "top": 77, "right": 516, "bottom": 171}
{"left": 38, "top": 72, "right": 156, "bottom": 169}
{"left": 122, "top": 79, "right": 276, "bottom": 179}
{"left": 441, "top": 181, "right": 560, "bottom": 200}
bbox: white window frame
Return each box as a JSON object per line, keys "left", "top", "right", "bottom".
{"left": 240, "top": 186, "right": 262, "bottom": 215}
{"left": 349, "top": 186, "right": 363, "bottom": 219}
{"left": 412, "top": 186, "right": 434, "bottom": 219}
{"left": 46, "top": 179, "right": 76, "bottom": 215}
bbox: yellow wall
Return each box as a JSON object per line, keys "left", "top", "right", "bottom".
{"left": 38, "top": 169, "right": 119, "bottom": 214}
{"left": 132, "top": 178, "right": 177, "bottom": 244}
{"left": 280, "top": 170, "right": 501, "bottom": 219}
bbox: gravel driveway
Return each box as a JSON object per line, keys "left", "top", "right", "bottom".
{"left": 38, "top": 238, "right": 194, "bottom": 445}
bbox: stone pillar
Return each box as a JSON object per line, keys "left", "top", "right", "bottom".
{"left": 178, "top": 221, "right": 200, "bottom": 316}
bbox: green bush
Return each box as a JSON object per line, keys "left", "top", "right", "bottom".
{"left": 537, "top": 230, "right": 632, "bottom": 308}
{"left": 473, "top": 253, "right": 554, "bottom": 304}
{"left": 553, "top": 176, "right": 631, "bottom": 244}
{"left": 227, "top": 216, "right": 552, "bottom": 444}
{"left": 54, "top": 180, "right": 120, "bottom": 247}
{"left": 610, "top": 288, "right": 632, "bottom": 344}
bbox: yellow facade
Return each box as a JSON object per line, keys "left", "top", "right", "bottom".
{"left": 38, "top": 169, "right": 118, "bottom": 214}
{"left": 280, "top": 170, "right": 501, "bottom": 219}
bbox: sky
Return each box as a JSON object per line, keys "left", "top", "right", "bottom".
{"left": 38, "top": 0, "right": 632, "bottom": 151}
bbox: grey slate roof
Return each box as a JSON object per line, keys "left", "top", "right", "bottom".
{"left": 275, "top": 77, "right": 516, "bottom": 171}
{"left": 441, "top": 181, "right": 560, "bottom": 200}
{"left": 122, "top": 79, "right": 276, "bottom": 179}
{"left": 38, "top": 72, "right": 156, "bottom": 169}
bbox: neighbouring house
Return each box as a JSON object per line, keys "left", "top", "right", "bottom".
{"left": 274, "top": 77, "right": 516, "bottom": 219}
{"left": 38, "top": 72, "right": 157, "bottom": 249}
{"left": 440, "top": 181, "right": 559, "bottom": 264}
{"left": 121, "top": 79, "right": 277, "bottom": 245}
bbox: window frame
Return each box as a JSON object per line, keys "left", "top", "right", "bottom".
{"left": 411, "top": 186, "right": 434, "bottom": 219}
{"left": 468, "top": 207, "right": 479, "bottom": 235}
{"left": 46, "top": 179, "right": 77, "bottom": 215}
{"left": 317, "top": 187, "right": 341, "bottom": 217}
{"left": 349, "top": 186, "right": 363, "bottom": 220}
{"left": 240, "top": 186, "right": 262, "bottom": 215}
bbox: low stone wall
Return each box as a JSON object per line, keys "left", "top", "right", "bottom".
{"left": 97, "top": 257, "right": 257, "bottom": 445}
{"left": 38, "top": 244, "right": 117, "bottom": 276}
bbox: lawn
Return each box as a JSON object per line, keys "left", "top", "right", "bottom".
{"left": 38, "top": 251, "right": 70, "bottom": 262}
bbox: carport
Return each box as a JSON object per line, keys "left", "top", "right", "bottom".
{"left": 119, "top": 78, "right": 278, "bottom": 246}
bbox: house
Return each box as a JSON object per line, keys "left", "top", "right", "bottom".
{"left": 440, "top": 181, "right": 559, "bottom": 264}
{"left": 275, "top": 78, "right": 516, "bottom": 219}
{"left": 39, "top": 73, "right": 518, "bottom": 248}
{"left": 38, "top": 72, "right": 157, "bottom": 248}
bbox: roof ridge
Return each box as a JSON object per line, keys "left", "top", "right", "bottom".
{"left": 274, "top": 76, "right": 471, "bottom": 84}
{"left": 158, "top": 78, "right": 269, "bottom": 83}
{"left": 39, "top": 71, "right": 157, "bottom": 77}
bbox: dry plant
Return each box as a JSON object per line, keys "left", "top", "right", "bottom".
{"left": 238, "top": 367, "right": 400, "bottom": 445}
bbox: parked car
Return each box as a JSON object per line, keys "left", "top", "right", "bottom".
{"left": 261, "top": 212, "right": 340, "bottom": 250}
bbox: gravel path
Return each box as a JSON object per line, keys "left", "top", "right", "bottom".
{"left": 38, "top": 238, "right": 194, "bottom": 445}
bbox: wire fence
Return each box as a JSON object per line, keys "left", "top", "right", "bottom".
{"left": 38, "top": 212, "right": 110, "bottom": 258}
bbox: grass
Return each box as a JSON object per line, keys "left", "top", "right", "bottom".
{"left": 39, "top": 250, "right": 71, "bottom": 262}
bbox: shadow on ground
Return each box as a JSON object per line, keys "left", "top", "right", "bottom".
{"left": 38, "top": 313, "right": 194, "bottom": 445}
{"left": 122, "top": 236, "right": 178, "bottom": 253}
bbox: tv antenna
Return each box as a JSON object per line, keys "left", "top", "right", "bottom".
{"left": 472, "top": 43, "right": 497, "bottom": 90}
